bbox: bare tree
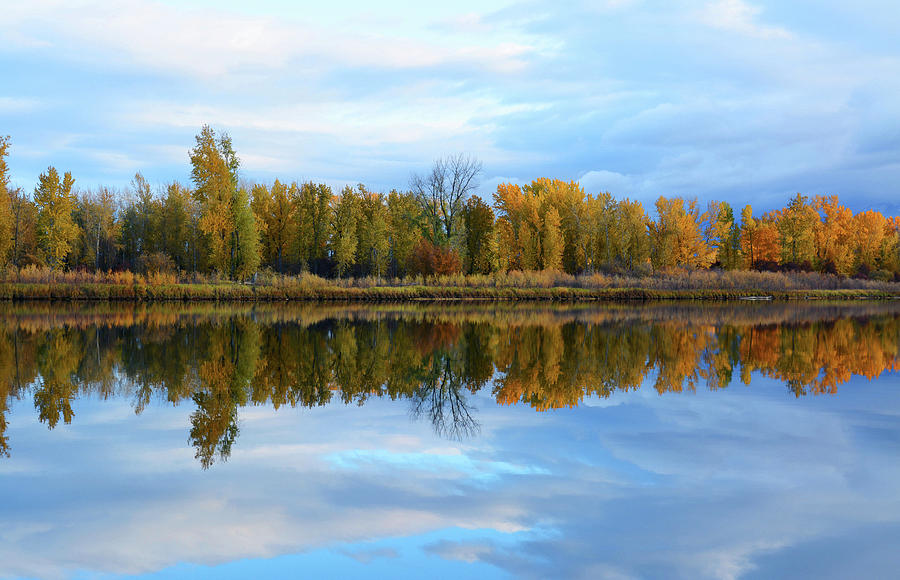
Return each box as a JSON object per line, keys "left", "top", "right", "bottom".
{"left": 410, "top": 153, "right": 482, "bottom": 244}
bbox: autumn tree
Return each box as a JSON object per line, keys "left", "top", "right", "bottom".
{"left": 252, "top": 180, "right": 294, "bottom": 272}
{"left": 0, "top": 136, "right": 13, "bottom": 266}
{"left": 161, "top": 182, "right": 195, "bottom": 271}
{"left": 814, "top": 195, "right": 854, "bottom": 275}
{"left": 75, "top": 188, "right": 119, "bottom": 270}
{"left": 650, "top": 197, "right": 714, "bottom": 269}
{"left": 189, "top": 125, "right": 258, "bottom": 279}
{"left": 777, "top": 193, "right": 818, "bottom": 268}
{"left": 9, "top": 188, "right": 37, "bottom": 267}
{"left": 34, "top": 167, "right": 79, "bottom": 270}
{"left": 293, "top": 182, "right": 332, "bottom": 274}
{"left": 462, "top": 196, "right": 495, "bottom": 275}
{"left": 356, "top": 186, "right": 390, "bottom": 277}
{"left": 332, "top": 186, "right": 359, "bottom": 277}
{"left": 613, "top": 199, "right": 651, "bottom": 270}
{"left": 387, "top": 190, "right": 422, "bottom": 277}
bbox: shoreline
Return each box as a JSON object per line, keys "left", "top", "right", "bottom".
{"left": 1, "top": 282, "right": 899, "bottom": 302}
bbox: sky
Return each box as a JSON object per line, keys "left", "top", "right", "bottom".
{"left": 2, "top": 0, "right": 900, "bottom": 214}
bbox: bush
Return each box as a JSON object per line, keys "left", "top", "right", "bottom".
{"left": 409, "top": 240, "right": 462, "bottom": 276}
{"left": 136, "top": 252, "right": 176, "bottom": 277}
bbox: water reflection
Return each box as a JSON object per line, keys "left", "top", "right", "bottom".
{"left": 1, "top": 302, "right": 898, "bottom": 466}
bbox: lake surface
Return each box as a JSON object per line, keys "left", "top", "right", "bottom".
{"left": 2, "top": 301, "right": 900, "bottom": 579}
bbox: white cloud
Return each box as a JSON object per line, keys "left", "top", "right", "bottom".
{"left": 0, "top": 97, "right": 43, "bottom": 114}
{"left": 699, "top": 0, "right": 791, "bottom": 39}
{"left": 0, "top": 0, "right": 540, "bottom": 80}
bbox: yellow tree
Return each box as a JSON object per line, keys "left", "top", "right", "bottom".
{"left": 814, "top": 195, "right": 854, "bottom": 275}
{"left": 190, "top": 125, "right": 237, "bottom": 276}
{"left": 650, "top": 197, "right": 714, "bottom": 269}
{"left": 777, "top": 193, "right": 818, "bottom": 267}
{"left": 702, "top": 200, "right": 733, "bottom": 266}
{"left": 34, "top": 167, "right": 78, "bottom": 270}
{"left": 249, "top": 183, "right": 272, "bottom": 266}
{"left": 493, "top": 183, "right": 526, "bottom": 271}
{"left": 740, "top": 205, "right": 758, "bottom": 269}
{"left": 541, "top": 206, "right": 563, "bottom": 270}
{"left": 387, "top": 189, "right": 422, "bottom": 277}
{"left": 0, "top": 136, "right": 13, "bottom": 266}
{"left": 854, "top": 210, "right": 888, "bottom": 272}
{"left": 613, "top": 198, "right": 650, "bottom": 270}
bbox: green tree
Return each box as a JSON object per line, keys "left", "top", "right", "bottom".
{"left": 462, "top": 196, "right": 495, "bottom": 274}
{"left": 9, "top": 188, "right": 38, "bottom": 267}
{"left": 161, "top": 182, "right": 194, "bottom": 271}
{"left": 387, "top": 190, "right": 422, "bottom": 277}
{"left": 356, "top": 186, "right": 390, "bottom": 277}
{"left": 34, "top": 167, "right": 79, "bottom": 269}
{"left": 75, "top": 188, "right": 119, "bottom": 270}
{"left": 332, "top": 186, "right": 359, "bottom": 277}
{"left": 231, "top": 186, "right": 260, "bottom": 280}
{"left": 293, "top": 182, "right": 332, "bottom": 274}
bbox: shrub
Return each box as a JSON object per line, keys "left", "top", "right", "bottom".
{"left": 136, "top": 252, "right": 177, "bottom": 277}
{"left": 409, "top": 240, "right": 462, "bottom": 276}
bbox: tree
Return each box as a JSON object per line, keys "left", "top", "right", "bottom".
{"left": 814, "top": 195, "right": 854, "bottom": 275}
{"left": 34, "top": 167, "right": 78, "bottom": 269}
{"left": 75, "top": 188, "right": 118, "bottom": 270}
{"left": 541, "top": 206, "right": 564, "bottom": 270}
{"left": 613, "top": 199, "right": 651, "bottom": 270}
{"left": 161, "top": 182, "right": 194, "bottom": 271}
{"left": 252, "top": 180, "right": 294, "bottom": 272}
{"left": 356, "top": 186, "right": 389, "bottom": 277}
{"left": 9, "top": 188, "right": 38, "bottom": 267}
{"left": 191, "top": 127, "right": 235, "bottom": 275}
{"left": 462, "top": 196, "right": 495, "bottom": 274}
{"left": 650, "top": 197, "right": 714, "bottom": 269}
{"left": 0, "top": 136, "right": 13, "bottom": 267}
{"left": 293, "top": 182, "right": 332, "bottom": 274}
{"left": 410, "top": 153, "right": 481, "bottom": 246}
{"left": 332, "top": 186, "right": 359, "bottom": 277}
{"left": 494, "top": 183, "right": 526, "bottom": 271}
{"left": 702, "top": 201, "right": 735, "bottom": 267}
{"left": 231, "top": 186, "right": 260, "bottom": 280}
{"left": 189, "top": 125, "right": 258, "bottom": 279}
{"left": 387, "top": 190, "right": 422, "bottom": 277}
{"left": 777, "top": 193, "right": 818, "bottom": 268}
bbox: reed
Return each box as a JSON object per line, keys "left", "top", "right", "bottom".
{"left": 1, "top": 266, "right": 898, "bottom": 301}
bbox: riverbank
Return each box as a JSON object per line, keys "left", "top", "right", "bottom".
{"left": 1, "top": 281, "right": 899, "bottom": 301}
{"left": 2, "top": 268, "right": 899, "bottom": 301}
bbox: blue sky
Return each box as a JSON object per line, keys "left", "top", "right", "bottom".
{"left": 2, "top": 0, "right": 899, "bottom": 214}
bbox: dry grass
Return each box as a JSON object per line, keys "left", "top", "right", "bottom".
{"left": 1, "top": 265, "right": 899, "bottom": 301}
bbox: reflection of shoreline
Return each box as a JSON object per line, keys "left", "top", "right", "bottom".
{"left": 2, "top": 300, "right": 900, "bottom": 330}
{"left": 1, "top": 303, "right": 899, "bottom": 464}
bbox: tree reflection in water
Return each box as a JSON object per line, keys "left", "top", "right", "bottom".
{"left": 0, "top": 302, "right": 898, "bottom": 467}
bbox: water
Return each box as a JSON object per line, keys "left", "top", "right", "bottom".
{"left": 1, "top": 301, "right": 899, "bottom": 579}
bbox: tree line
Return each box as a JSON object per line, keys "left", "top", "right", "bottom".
{"left": 2, "top": 129, "right": 899, "bottom": 282}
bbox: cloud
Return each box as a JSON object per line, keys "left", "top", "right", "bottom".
{"left": 3, "top": 0, "right": 900, "bottom": 212}
{"left": 0, "top": 0, "right": 539, "bottom": 80}
{"left": 0, "top": 97, "right": 43, "bottom": 114}
{"left": 699, "top": 0, "right": 792, "bottom": 39}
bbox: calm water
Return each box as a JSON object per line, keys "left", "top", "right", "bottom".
{"left": 2, "top": 301, "right": 900, "bottom": 579}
